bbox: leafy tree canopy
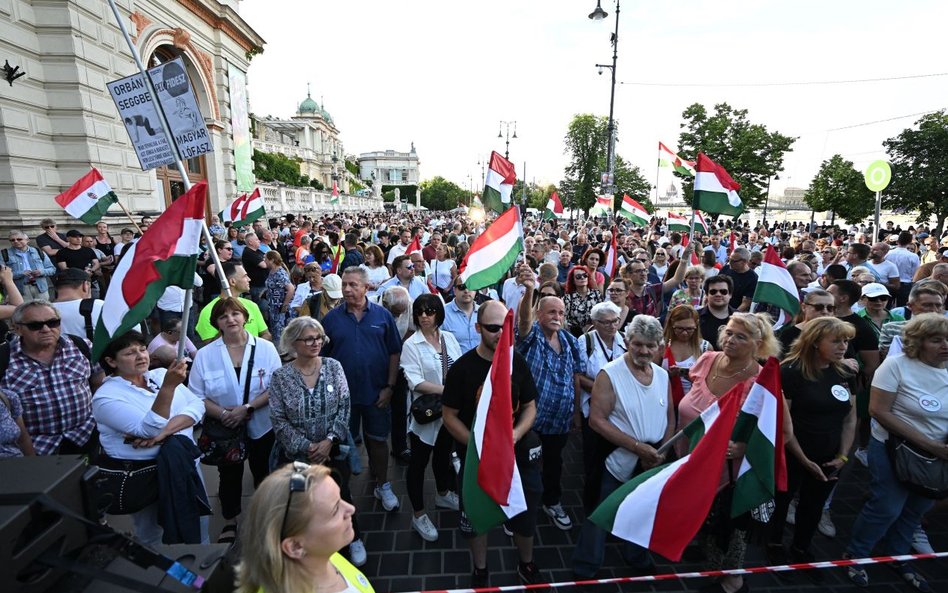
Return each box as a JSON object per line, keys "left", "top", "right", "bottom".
{"left": 804, "top": 154, "right": 875, "bottom": 225}
{"left": 418, "top": 177, "right": 466, "bottom": 211}
{"left": 883, "top": 110, "right": 948, "bottom": 237}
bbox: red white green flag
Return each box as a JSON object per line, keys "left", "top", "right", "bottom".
{"left": 666, "top": 211, "right": 690, "bottom": 233}
{"left": 618, "top": 194, "right": 649, "bottom": 226}
{"left": 603, "top": 226, "right": 619, "bottom": 280}
{"left": 331, "top": 181, "right": 340, "bottom": 205}
{"left": 544, "top": 191, "right": 564, "bottom": 220}
{"left": 459, "top": 206, "right": 523, "bottom": 291}
{"left": 664, "top": 345, "right": 686, "bottom": 408}
{"left": 751, "top": 245, "right": 801, "bottom": 329}
{"left": 93, "top": 182, "right": 206, "bottom": 361}
{"left": 693, "top": 211, "right": 711, "bottom": 236}
{"left": 406, "top": 234, "right": 422, "bottom": 255}
{"left": 220, "top": 188, "right": 264, "bottom": 227}
{"left": 731, "top": 357, "right": 788, "bottom": 517}
{"left": 590, "top": 194, "right": 613, "bottom": 216}
{"left": 658, "top": 142, "right": 696, "bottom": 176}
{"left": 483, "top": 151, "right": 516, "bottom": 213}
{"left": 693, "top": 153, "right": 744, "bottom": 217}
{"left": 462, "top": 309, "right": 527, "bottom": 533}
{"left": 590, "top": 384, "right": 741, "bottom": 561}
{"left": 54, "top": 168, "right": 118, "bottom": 224}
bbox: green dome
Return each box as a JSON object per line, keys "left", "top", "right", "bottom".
{"left": 299, "top": 94, "right": 318, "bottom": 115}
{"left": 321, "top": 107, "right": 334, "bottom": 124}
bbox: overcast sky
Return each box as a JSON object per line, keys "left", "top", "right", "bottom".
{"left": 238, "top": 0, "right": 947, "bottom": 198}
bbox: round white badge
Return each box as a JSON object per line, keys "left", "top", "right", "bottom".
{"left": 831, "top": 385, "right": 850, "bottom": 402}
{"left": 327, "top": 384, "right": 334, "bottom": 393}
{"left": 919, "top": 396, "right": 942, "bottom": 413}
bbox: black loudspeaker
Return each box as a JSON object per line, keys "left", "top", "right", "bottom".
{"left": 78, "top": 543, "right": 234, "bottom": 593}
{"left": 0, "top": 456, "right": 89, "bottom": 593}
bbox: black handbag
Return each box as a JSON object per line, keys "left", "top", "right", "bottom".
{"left": 96, "top": 455, "right": 158, "bottom": 515}
{"left": 410, "top": 335, "right": 448, "bottom": 424}
{"left": 886, "top": 435, "right": 948, "bottom": 499}
{"left": 198, "top": 344, "right": 256, "bottom": 466}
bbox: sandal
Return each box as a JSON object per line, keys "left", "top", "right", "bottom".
{"left": 891, "top": 562, "right": 931, "bottom": 593}
{"left": 218, "top": 523, "right": 238, "bottom": 544}
{"left": 843, "top": 554, "right": 868, "bottom": 588}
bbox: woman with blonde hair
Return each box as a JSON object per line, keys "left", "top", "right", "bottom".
{"left": 669, "top": 266, "right": 706, "bottom": 309}
{"left": 265, "top": 251, "right": 295, "bottom": 343}
{"left": 659, "top": 305, "right": 711, "bottom": 397}
{"left": 767, "top": 317, "right": 857, "bottom": 568}
{"left": 236, "top": 462, "right": 374, "bottom": 593}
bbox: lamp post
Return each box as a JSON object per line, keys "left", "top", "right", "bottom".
{"left": 498, "top": 121, "right": 517, "bottom": 160}
{"left": 762, "top": 173, "right": 778, "bottom": 230}
{"left": 589, "top": 0, "right": 619, "bottom": 198}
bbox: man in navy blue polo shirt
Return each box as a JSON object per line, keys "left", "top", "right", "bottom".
{"left": 322, "top": 266, "right": 403, "bottom": 513}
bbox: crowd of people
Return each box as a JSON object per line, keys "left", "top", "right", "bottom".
{"left": 0, "top": 209, "right": 946, "bottom": 593}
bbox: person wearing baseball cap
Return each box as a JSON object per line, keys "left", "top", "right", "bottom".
{"left": 857, "top": 281, "right": 902, "bottom": 337}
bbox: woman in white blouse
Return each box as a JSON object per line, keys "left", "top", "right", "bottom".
{"left": 400, "top": 294, "right": 462, "bottom": 542}
{"left": 188, "top": 297, "right": 282, "bottom": 543}
{"left": 360, "top": 244, "right": 391, "bottom": 301}
{"left": 428, "top": 243, "right": 457, "bottom": 299}
{"left": 91, "top": 331, "right": 206, "bottom": 546}
{"left": 289, "top": 263, "right": 324, "bottom": 317}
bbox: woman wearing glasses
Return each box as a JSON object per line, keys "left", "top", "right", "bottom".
{"left": 268, "top": 316, "right": 366, "bottom": 566}
{"left": 669, "top": 266, "right": 706, "bottom": 309}
{"left": 659, "top": 305, "right": 711, "bottom": 398}
{"left": 400, "top": 294, "right": 462, "bottom": 542}
{"left": 777, "top": 289, "right": 838, "bottom": 354}
{"left": 189, "top": 297, "right": 282, "bottom": 544}
{"left": 604, "top": 279, "right": 633, "bottom": 332}
{"left": 236, "top": 462, "right": 374, "bottom": 593}
{"left": 564, "top": 265, "right": 603, "bottom": 337}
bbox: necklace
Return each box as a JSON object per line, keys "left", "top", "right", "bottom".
{"left": 712, "top": 358, "right": 752, "bottom": 381}
{"left": 295, "top": 362, "right": 319, "bottom": 376}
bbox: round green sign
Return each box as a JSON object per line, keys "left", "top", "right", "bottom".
{"left": 865, "top": 160, "right": 891, "bottom": 192}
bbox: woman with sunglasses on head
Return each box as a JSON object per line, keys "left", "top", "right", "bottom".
{"left": 563, "top": 265, "right": 603, "bottom": 337}
{"left": 236, "top": 462, "right": 374, "bottom": 593}
{"left": 268, "top": 316, "right": 366, "bottom": 566}
{"left": 400, "top": 294, "right": 462, "bottom": 542}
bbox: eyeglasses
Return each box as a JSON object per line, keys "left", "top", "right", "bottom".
{"left": 806, "top": 303, "right": 836, "bottom": 312}
{"left": 280, "top": 461, "right": 310, "bottom": 539}
{"left": 730, "top": 258, "right": 747, "bottom": 264}
{"left": 295, "top": 335, "right": 325, "bottom": 346}
{"left": 164, "top": 328, "right": 181, "bottom": 335}
{"left": 635, "top": 259, "right": 649, "bottom": 264}
{"left": 866, "top": 295, "right": 889, "bottom": 302}
{"left": 539, "top": 291, "right": 557, "bottom": 298}
{"left": 573, "top": 273, "right": 588, "bottom": 280}
{"left": 455, "top": 283, "right": 467, "bottom": 291}
{"left": 630, "top": 268, "right": 648, "bottom": 274}
{"left": 708, "top": 289, "right": 729, "bottom": 296}
{"left": 595, "top": 318, "right": 621, "bottom": 325}
{"left": 418, "top": 307, "right": 438, "bottom": 317}
{"left": 674, "top": 326, "right": 697, "bottom": 333}
{"left": 20, "top": 318, "right": 61, "bottom": 331}
{"left": 608, "top": 287, "right": 626, "bottom": 293}
{"left": 480, "top": 323, "right": 503, "bottom": 334}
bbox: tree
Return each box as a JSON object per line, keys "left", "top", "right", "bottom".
{"left": 511, "top": 181, "right": 559, "bottom": 210}
{"left": 883, "top": 110, "right": 948, "bottom": 237}
{"left": 418, "top": 177, "right": 466, "bottom": 211}
{"left": 613, "top": 156, "right": 653, "bottom": 212}
{"left": 804, "top": 154, "right": 875, "bottom": 225}
{"left": 677, "top": 103, "right": 796, "bottom": 211}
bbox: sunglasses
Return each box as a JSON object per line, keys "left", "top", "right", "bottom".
{"left": 480, "top": 323, "right": 504, "bottom": 334}
{"left": 806, "top": 303, "right": 836, "bottom": 312}
{"left": 455, "top": 283, "right": 467, "bottom": 291}
{"left": 573, "top": 273, "right": 588, "bottom": 280}
{"left": 866, "top": 295, "right": 889, "bottom": 302}
{"left": 418, "top": 307, "right": 439, "bottom": 317}
{"left": 708, "top": 289, "right": 729, "bottom": 296}
{"left": 222, "top": 247, "right": 233, "bottom": 251}
{"left": 20, "top": 318, "right": 61, "bottom": 331}
{"left": 43, "top": 225, "right": 55, "bottom": 229}
{"left": 281, "top": 461, "right": 310, "bottom": 539}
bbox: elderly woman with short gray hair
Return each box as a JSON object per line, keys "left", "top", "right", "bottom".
{"left": 572, "top": 314, "right": 674, "bottom": 578}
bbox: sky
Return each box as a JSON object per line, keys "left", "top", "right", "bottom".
{"left": 238, "top": 0, "right": 947, "bottom": 199}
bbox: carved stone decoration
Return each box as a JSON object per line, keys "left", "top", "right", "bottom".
{"left": 143, "top": 28, "right": 221, "bottom": 122}
{"left": 172, "top": 27, "right": 192, "bottom": 49}
{"left": 129, "top": 11, "right": 152, "bottom": 42}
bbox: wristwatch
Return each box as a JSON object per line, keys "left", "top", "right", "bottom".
{"left": 244, "top": 403, "right": 255, "bottom": 416}
{"left": 327, "top": 434, "right": 339, "bottom": 444}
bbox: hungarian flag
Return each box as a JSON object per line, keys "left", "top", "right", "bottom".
{"left": 590, "top": 384, "right": 741, "bottom": 561}
{"left": 693, "top": 153, "right": 743, "bottom": 217}
{"left": 693, "top": 211, "right": 711, "bottom": 236}
{"left": 543, "top": 191, "right": 564, "bottom": 220}
{"left": 751, "top": 245, "right": 801, "bottom": 329}
{"left": 618, "top": 194, "right": 649, "bottom": 226}
{"left": 462, "top": 309, "right": 527, "bottom": 533}
{"left": 730, "top": 357, "right": 787, "bottom": 517}
{"left": 93, "top": 182, "right": 206, "bottom": 361}
{"left": 666, "top": 211, "right": 690, "bottom": 233}
{"left": 590, "top": 194, "right": 613, "bottom": 216}
{"left": 664, "top": 345, "right": 686, "bottom": 408}
{"left": 331, "top": 181, "right": 340, "bottom": 205}
{"left": 220, "top": 188, "right": 264, "bottom": 227}
{"left": 728, "top": 230, "right": 737, "bottom": 255}
{"left": 54, "top": 168, "right": 118, "bottom": 224}
{"left": 329, "top": 244, "right": 344, "bottom": 274}
{"left": 603, "top": 226, "right": 619, "bottom": 280}
{"left": 658, "top": 142, "right": 696, "bottom": 176}
{"left": 406, "top": 234, "right": 422, "bottom": 255}
{"left": 483, "top": 151, "right": 516, "bottom": 213}
{"left": 459, "top": 206, "right": 523, "bottom": 291}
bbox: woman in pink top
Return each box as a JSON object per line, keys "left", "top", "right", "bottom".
{"left": 677, "top": 312, "right": 783, "bottom": 593}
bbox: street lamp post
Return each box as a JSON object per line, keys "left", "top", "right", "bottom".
{"left": 498, "top": 121, "right": 517, "bottom": 160}
{"left": 762, "top": 174, "right": 778, "bottom": 230}
{"left": 589, "top": 0, "right": 619, "bottom": 198}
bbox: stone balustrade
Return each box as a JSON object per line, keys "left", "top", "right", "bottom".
{"left": 256, "top": 182, "right": 384, "bottom": 216}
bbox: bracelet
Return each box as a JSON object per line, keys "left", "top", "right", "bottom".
{"left": 220, "top": 409, "right": 228, "bottom": 418}
{"left": 836, "top": 453, "right": 849, "bottom": 463}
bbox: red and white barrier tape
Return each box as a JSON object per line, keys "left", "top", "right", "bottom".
{"left": 401, "top": 551, "right": 948, "bottom": 593}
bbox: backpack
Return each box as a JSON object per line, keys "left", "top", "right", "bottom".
{"left": 79, "top": 298, "right": 96, "bottom": 341}
{"left": 0, "top": 334, "right": 92, "bottom": 384}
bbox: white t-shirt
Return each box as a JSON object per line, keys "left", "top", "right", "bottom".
{"left": 870, "top": 355, "right": 948, "bottom": 443}
{"left": 53, "top": 298, "right": 104, "bottom": 339}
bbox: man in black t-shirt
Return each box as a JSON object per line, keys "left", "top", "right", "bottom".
{"left": 55, "top": 230, "right": 99, "bottom": 277}
{"left": 241, "top": 231, "right": 268, "bottom": 306}
{"left": 698, "top": 275, "right": 736, "bottom": 350}
{"left": 36, "top": 218, "right": 68, "bottom": 258}
{"left": 442, "top": 300, "right": 543, "bottom": 588}
{"left": 719, "top": 248, "right": 758, "bottom": 311}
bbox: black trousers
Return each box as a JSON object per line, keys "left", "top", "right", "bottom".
{"left": 218, "top": 431, "right": 274, "bottom": 520}
{"left": 407, "top": 429, "right": 455, "bottom": 512}
{"left": 390, "top": 370, "right": 409, "bottom": 455}
{"left": 770, "top": 454, "right": 837, "bottom": 552}
{"left": 538, "top": 433, "right": 570, "bottom": 507}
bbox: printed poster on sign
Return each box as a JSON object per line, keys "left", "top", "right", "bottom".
{"left": 107, "top": 57, "right": 213, "bottom": 170}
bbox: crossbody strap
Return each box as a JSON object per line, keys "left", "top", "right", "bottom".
{"left": 439, "top": 334, "right": 449, "bottom": 383}
{"left": 243, "top": 343, "right": 257, "bottom": 405}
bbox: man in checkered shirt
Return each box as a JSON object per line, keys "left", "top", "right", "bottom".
{"left": 1, "top": 301, "right": 104, "bottom": 456}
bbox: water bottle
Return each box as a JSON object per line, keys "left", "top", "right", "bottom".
{"left": 451, "top": 451, "right": 461, "bottom": 474}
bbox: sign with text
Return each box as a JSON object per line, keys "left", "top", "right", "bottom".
{"left": 107, "top": 57, "right": 213, "bottom": 170}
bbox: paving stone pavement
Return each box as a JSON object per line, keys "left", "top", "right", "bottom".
{"left": 339, "top": 433, "right": 948, "bottom": 593}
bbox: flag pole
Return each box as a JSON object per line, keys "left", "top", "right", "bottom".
{"left": 654, "top": 144, "right": 662, "bottom": 205}
{"left": 114, "top": 199, "right": 144, "bottom": 236}
{"left": 106, "top": 0, "right": 230, "bottom": 360}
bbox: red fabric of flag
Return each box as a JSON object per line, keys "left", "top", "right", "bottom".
{"left": 665, "top": 345, "right": 686, "bottom": 407}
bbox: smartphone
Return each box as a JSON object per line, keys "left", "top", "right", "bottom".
{"left": 823, "top": 464, "right": 841, "bottom": 480}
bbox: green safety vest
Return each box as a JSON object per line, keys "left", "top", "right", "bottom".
{"left": 256, "top": 553, "right": 374, "bottom": 593}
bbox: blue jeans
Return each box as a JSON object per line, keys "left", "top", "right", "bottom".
{"left": 846, "top": 437, "right": 934, "bottom": 558}
{"left": 572, "top": 470, "right": 651, "bottom": 578}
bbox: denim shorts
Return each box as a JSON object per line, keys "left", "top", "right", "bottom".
{"left": 349, "top": 402, "right": 392, "bottom": 442}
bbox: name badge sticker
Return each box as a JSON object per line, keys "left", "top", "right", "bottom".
{"left": 831, "top": 385, "right": 850, "bottom": 402}
{"left": 919, "top": 397, "right": 942, "bottom": 413}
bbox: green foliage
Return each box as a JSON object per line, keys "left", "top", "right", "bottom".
{"left": 418, "top": 177, "right": 466, "bottom": 210}
{"left": 512, "top": 181, "right": 559, "bottom": 210}
{"left": 884, "top": 110, "right": 948, "bottom": 237}
{"left": 252, "top": 149, "right": 313, "bottom": 188}
{"left": 804, "top": 154, "right": 875, "bottom": 225}
{"left": 677, "top": 103, "right": 796, "bottom": 211}
{"left": 345, "top": 159, "right": 359, "bottom": 176}
{"left": 349, "top": 179, "right": 366, "bottom": 192}
{"left": 310, "top": 179, "right": 324, "bottom": 190}
{"left": 382, "top": 184, "right": 416, "bottom": 205}
{"left": 613, "top": 156, "right": 653, "bottom": 212}
{"left": 383, "top": 190, "right": 396, "bottom": 203}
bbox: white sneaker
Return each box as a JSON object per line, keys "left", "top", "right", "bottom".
{"left": 349, "top": 538, "right": 367, "bottom": 567}
{"left": 542, "top": 503, "right": 572, "bottom": 530}
{"left": 434, "top": 490, "right": 460, "bottom": 510}
{"left": 786, "top": 499, "right": 797, "bottom": 526}
{"left": 817, "top": 509, "right": 836, "bottom": 538}
{"left": 374, "top": 482, "right": 400, "bottom": 512}
{"left": 912, "top": 526, "right": 934, "bottom": 554}
{"left": 854, "top": 447, "right": 869, "bottom": 467}
{"left": 411, "top": 514, "right": 439, "bottom": 542}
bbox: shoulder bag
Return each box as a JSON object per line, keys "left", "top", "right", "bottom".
{"left": 410, "top": 336, "right": 447, "bottom": 424}
{"left": 198, "top": 344, "right": 256, "bottom": 466}
{"left": 886, "top": 434, "right": 948, "bottom": 499}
